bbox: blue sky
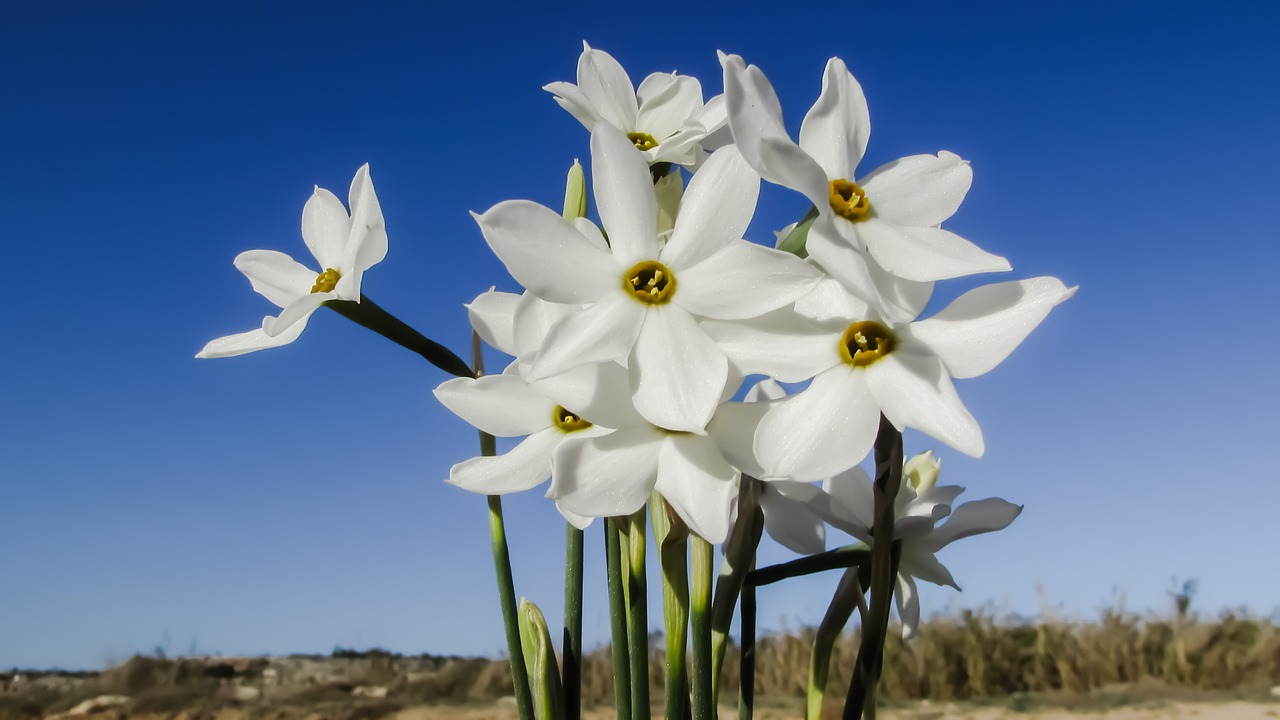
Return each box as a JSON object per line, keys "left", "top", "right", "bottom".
{"left": 2, "top": 1, "right": 1278, "bottom": 670}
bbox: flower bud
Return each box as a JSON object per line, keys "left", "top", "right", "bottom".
{"left": 903, "top": 450, "right": 941, "bottom": 495}
{"left": 562, "top": 159, "right": 587, "bottom": 221}
{"left": 517, "top": 598, "right": 563, "bottom": 720}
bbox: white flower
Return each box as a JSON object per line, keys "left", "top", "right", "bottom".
{"left": 705, "top": 277, "right": 1076, "bottom": 481}
{"left": 473, "top": 123, "right": 821, "bottom": 432}
{"left": 720, "top": 53, "right": 1009, "bottom": 299}
{"left": 545, "top": 42, "right": 728, "bottom": 167}
{"left": 197, "top": 164, "right": 387, "bottom": 358}
{"left": 818, "top": 452, "right": 1022, "bottom": 638}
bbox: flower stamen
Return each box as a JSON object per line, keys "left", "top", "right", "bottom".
{"left": 311, "top": 268, "right": 341, "bottom": 294}
{"left": 623, "top": 260, "right": 677, "bottom": 305}
{"left": 627, "top": 132, "right": 660, "bottom": 151}
{"left": 838, "top": 320, "right": 896, "bottom": 367}
{"left": 829, "top": 179, "right": 872, "bottom": 222}
{"left": 553, "top": 406, "right": 593, "bottom": 433}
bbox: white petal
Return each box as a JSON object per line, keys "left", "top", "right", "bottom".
{"left": 744, "top": 377, "right": 786, "bottom": 402}
{"left": 760, "top": 482, "right": 827, "bottom": 555}
{"left": 675, "top": 241, "right": 822, "bottom": 320}
{"left": 591, "top": 124, "right": 660, "bottom": 264}
{"left": 928, "top": 498, "right": 1023, "bottom": 550}
{"left": 701, "top": 309, "right": 839, "bottom": 383}
{"left": 793, "top": 274, "right": 872, "bottom": 323}
{"left": 867, "top": 256, "right": 935, "bottom": 325}
{"left": 433, "top": 375, "right": 556, "bottom": 437}
{"left": 720, "top": 53, "right": 830, "bottom": 208}
{"left": 805, "top": 222, "right": 893, "bottom": 314}
{"left": 301, "top": 186, "right": 350, "bottom": 270}
{"left": 856, "top": 219, "right": 1011, "bottom": 282}
{"left": 447, "top": 427, "right": 564, "bottom": 495}
{"left": 865, "top": 353, "right": 984, "bottom": 457}
{"left": 901, "top": 546, "right": 960, "bottom": 590}
{"left": 530, "top": 361, "right": 644, "bottom": 430}
{"left": 629, "top": 306, "right": 727, "bottom": 432}
{"left": 572, "top": 217, "right": 609, "bottom": 251}
{"left": 576, "top": 43, "right": 639, "bottom": 132}
{"left": 799, "top": 58, "right": 871, "bottom": 181}
{"left": 466, "top": 290, "right": 521, "bottom": 356}
{"left": 344, "top": 163, "right": 388, "bottom": 281}
{"left": 705, "top": 400, "right": 772, "bottom": 477}
{"left": 557, "top": 503, "right": 596, "bottom": 529}
{"left": 820, "top": 466, "right": 874, "bottom": 536}
{"left": 543, "top": 81, "right": 599, "bottom": 132}
{"left": 233, "top": 249, "right": 315, "bottom": 310}
{"left": 662, "top": 146, "right": 760, "bottom": 270}
{"left": 472, "top": 201, "right": 618, "bottom": 304}
{"left": 755, "top": 366, "right": 880, "bottom": 482}
{"left": 908, "top": 277, "right": 1077, "bottom": 379}
{"left": 262, "top": 292, "right": 328, "bottom": 337}
{"left": 512, "top": 291, "right": 578, "bottom": 361}
{"left": 549, "top": 426, "right": 662, "bottom": 518}
{"left": 861, "top": 152, "right": 972, "bottom": 228}
{"left": 895, "top": 573, "right": 921, "bottom": 640}
{"left": 529, "top": 294, "right": 644, "bottom": 380}
{"left": 636, "top": 73, "right": 703, "bottom": 140}
{"left": 655, "top": 434, "right": 740, "bottom": 544}
{"left": 195, "top": 318, "right": 308, "bottom": 359}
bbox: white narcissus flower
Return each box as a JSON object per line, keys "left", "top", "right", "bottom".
{"left": 705, "top": 277, "right": 1076, "bottom": 481}
{"left": 720, "top": 53, "right": 1009, "bottom": 302}
{"left": 818, "top": 452, "right": 1023, "bottom": 639}
{"left": 197, "top": 164, "right": 387, "bottom": 358}
{"left": 546, "top": 42, "right": 728, "bottom": 167}
{"left": 474, "top": 123, "right": 821, "bottom": 432}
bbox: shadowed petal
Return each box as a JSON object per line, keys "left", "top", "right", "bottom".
{"left": 433, "top": 375, "right": 556, "bottom": 437}
{"left": 861, "top": 152, "right": 972, "bottom": 228}
{"left": 466, "top": 290, "right": 521, "bottom": 357}
{"left": 195, "top": 317, "right": 309, "bottom": 359}
{"left": 656, "top": 434, "right": 740, "bottom": 543}
{"left": 865, "top": 354, "right": 984, "bottom": 457}
{"left": 530, "top": 293, "right": 645, "bottom": 380}
{"left": 856, "top": 219, "right": 1010, "bottom": 283}
{"left": 928, "top": 498, "right": 1023, "bottom": 550}
{"left": 755, "top": 366, "right": 880, "bottom": 482}
{"left": 447, "top": 427, "right": 565, "bottom": 494}
{"left": 549, "top": 426, "right": 663, "bottom": 518}
{"left": 799, "top": 57, "right": 871, "bottom": 181}
{"left": 301, "top": 186, "right": 350, "bottom": 270}
{"left": 675, "top": 241, "right": 822, "bottom": 320}
{"left": 629, "top": 306, "right": 727, "bottom": 432}
{"left": 233, "top": 250, "right": 314, "bottom": 310}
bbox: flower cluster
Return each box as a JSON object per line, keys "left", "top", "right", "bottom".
{"left": 433, "top": 45, "right": 1075, "bottom": 560}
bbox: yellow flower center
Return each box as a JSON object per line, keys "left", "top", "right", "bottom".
{"left": 627, "top": 131, "right": 660, "bottom": 151}
{"left": 828, "top": 179, "right": 872, "bottom": 222}
{"left": 624, "top": 260, "right": 677, "bottom": 305}
{"left": 838, "top": 321, "right": 896, "bottom": 368}
{"left": 553, "top": 406, "right": 593, "bottom": 433}
{"left": 311, "top": 268, "right": 341, "bottom": 294}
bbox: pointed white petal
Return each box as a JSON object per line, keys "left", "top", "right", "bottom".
{"left": 908, "top": 277, "right": 1077, "bottom": 379}
{"left": 512, "top": 291, "right": 578, "bottom": 360}
{"left": 793, "top": 274, "right": 872, "bottom": 323}
{"left": 701, "top": 309, "right": 839, "bottom": 383}
{"left": 543, "top": 81, "right": 599, "bottom": 132}
{"left": 557, "top": 503, "right": 596, "bottom": 529}
{"left": 662, "top": 146, "right": 760, "bottom": 270}
{"left": 860, "top": 152, "right": 972, "bottom": 228}
{"left": 895, "top": 573, "right": 921, "bottom": 640}
{"left": 799, "top": 57, "right": 871, "bottom": 181}
{"left": 591, "top": 124, "right": 660, "bottom": 264}
{"left": 473, "top": 201, "right": 618, "bottom": 304}
{"left": 262, "top": 292, "right": 328, "bottom": 337}
{"left": 636, "top": 73, "right": 703, "bottom": 140}
{"left": 466, "top": 290, "right": 521, "bottom": 356}
{"left": 805, "top": 222, "right": 893, "bottom": 314}
{"left": 755, "top": 367, "right": 880, "bottom": 482}
{"left": 530, "top": 361, "right": 644, "bottom": 430}
{"left": 856, "top": 219, "right": 1011, "bottom": 283}
{"left": 720, "top": 53, "right": 830, "bottom": 208}
{"left": 433, "top": 375, "right": 557, "bottom": 437}
{"left": 233, "top": 249, "right": 315, "bottom": 309}
{"left": 928, "top": 498, "right": 1023, "bottom": 550}
{"left": 821, "top": 466, "right": 874, "bottom": 536}
{"left": 529, "top": 293, "right": 644, "bottom": 380}
{"left": 301, "top": 186, "right": 350, "bottom": 270}
{"left": 705, "top": 400, "right": 772, "bottom": 477}
{"left": 760, "top": 482, "right": 827, "bottom": 554}
{"left": 572, "top": 217, "right": 609, "bottom": 251}
{"left": 195, "top": 318, "right": 309, "bottom": 359}
{"left": 655, "top": 434, "right": 740, "bottom": 544}
{"left": 865, "top": 354, "right": 984, "bottom": 457}
{"left": 448, "top": 427, "right": 565, "bottom": 494}
{"left": 901, "top": 546, "right": 960, "bottom": 590}
{"left": 345, "top": 163, "right": 388, "bottom": 280}
{"left": 629, "top": 306, "right": 727, "bottom": 432}
{"left": 675, "top": 241, "right": 822, "bottom": 320}
{"left": 549, "top": 426, "right": 662, "bottom": 518}
{"left": 576, "top": 43, "right": 639, "bottom": 132}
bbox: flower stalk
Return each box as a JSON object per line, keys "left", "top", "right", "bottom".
{"left": 625, "top": 508, "right": 651, "bottom": 720}
{"left": 326, "top": 295, "right": 474, "bottom": 378}
{"left": 738, "top": 577, "right": 757, "bottom": 720}
{"left": 652, "top": 495, "right": 690, "bottom": 720}
{"left": 689, "top": 535, "right": 714, "bottom": 720}
{"left": 563, "top": 523, "right": 583, "bottom": 720}
{"left": 605, "top": 518, "right": 633, "bottom": 720}
{"left": 808, "top": 569, "right": 866, "bottom": 720}
{"left": 711, "top": 481, "right": 764, "bottom": 704}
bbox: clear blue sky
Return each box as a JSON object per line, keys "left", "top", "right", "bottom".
{"left": 2, "top": 1, "right": 1277, "bottom": 670}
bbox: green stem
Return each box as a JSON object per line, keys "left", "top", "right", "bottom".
{"left": 738, "top": 579, "right": 757, "bottom": 720}
{"left": 711, "top": 481, "right": 764, "bottom": 704}
{"left": 842, "top": 415, "right": 904, "bottom": 720}
{"left": 690, "top": 536, "right": 714, "bottom": 720}
{"left": 325, "top": 295, "right": 474, "bottom": 378}
{"left": 653, "top": 498, "right": 689, "bottom": 720}
{"left": 605, "top": 519, "right": 633, "bottom": 720}
{"left": 564, "top": 524, "right": 583, "bottom": 720}
{"left": 749, "top": 544, "right": 873, "bottom": 587}
{"left": 626, "top": 510, "right": 651, "bottom": 720}
{"left": 808, "top": 569, "right": 865, "bottom": 720}
{"left": 472, "top": 332, "right": 532, "bottom": 720}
